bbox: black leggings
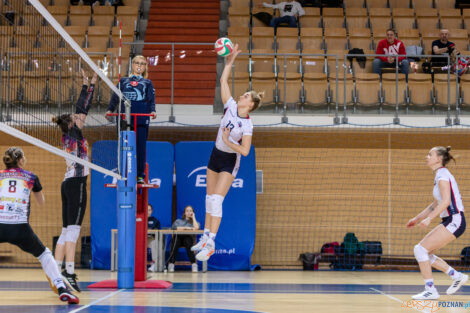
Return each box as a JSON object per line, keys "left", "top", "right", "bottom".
{"left": 0, "top": 223, "right": 45, "bottom": 257}
{"left": 168, "top": 235, "right": 196, "bottom": 263}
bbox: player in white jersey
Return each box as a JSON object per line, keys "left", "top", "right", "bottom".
{"left": 51, "top": 69, "right": 97, "bottom": 292}
{"left": 406, "top": 146, "right": 467, "bottom": 300}
{"left": 192, "top": 44, "right": 264, "bottom": 261}
{"left": 0, "top": 147, "right": 79, "bottom": 304}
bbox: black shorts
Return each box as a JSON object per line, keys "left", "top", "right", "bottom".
{"left": 207, "top": 147, "right": 240, "bottom": 177}
{"left": 442, "top": 212, "right": 466, "bottom": 238}
{"left": 0, "top": 223, "right": 45, "bottom": 257}
{"left": 61, "top": 176, "right": 87, "bottom": 227}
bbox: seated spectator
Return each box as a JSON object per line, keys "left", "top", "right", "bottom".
{"left": 167, "top": 206, "right": 200, "bottom": 273}
{"left": 431, "top": 29, "right": 455, "bottom": 68}
{"left": 262, "top": 1, "right": 305, "bottom": 28}
{"left": 372, "top": 29, "right": 409, "bottom": 76}
{"left": 147, "top": 204, "right": 160, "bottom": 272}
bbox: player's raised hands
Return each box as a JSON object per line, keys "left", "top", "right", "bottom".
{"left": 226, "top": 44, "right": 241, "bottom": 64}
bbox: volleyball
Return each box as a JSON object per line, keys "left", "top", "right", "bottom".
{"left": 214, "top": 37, "right": 233, "bottom": 57}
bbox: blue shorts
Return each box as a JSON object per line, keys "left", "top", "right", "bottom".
{"left": 207, "top": 147, "right": 240, "bottom": 177}
{"left": 442, "top": 212, "right": 466, "bottom": 238}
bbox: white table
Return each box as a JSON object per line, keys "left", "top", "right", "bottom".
{"left": 111, "top": 229, "right": 207, "bottom": 272}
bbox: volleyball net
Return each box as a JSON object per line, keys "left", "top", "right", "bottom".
{"left": 0, "top": 0, "right": 126, "bottom": 266}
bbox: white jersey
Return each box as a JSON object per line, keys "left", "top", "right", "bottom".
{"left": 215, "top": 97, "right": 253, "bottom": 154}
{"left": 0, "top": 168, "right": 42, "bottom": 224}
{"left": 433, "top": 167, "right": 464, "bottom": 218}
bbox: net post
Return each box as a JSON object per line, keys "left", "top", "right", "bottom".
{"left": 117, "top": 130, "right": 137, "bottom": 289}
{"left": 135, "top": 163, "right": 150, "bottom": 281}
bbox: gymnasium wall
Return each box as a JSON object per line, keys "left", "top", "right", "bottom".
{"left": 1, "top": 127, "right": 470, "bottom": 269}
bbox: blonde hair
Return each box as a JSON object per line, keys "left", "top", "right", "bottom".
{"left": 131, "top": 55, "right": 148, "bottom": 79}
{"left": 3, "top": 147, "right": 24, "bottom": 169}
{"left": 249, "top": 90, "right": 264, "bottom": 112}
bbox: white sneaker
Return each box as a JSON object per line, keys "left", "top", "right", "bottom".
{"left": 191, "top": 235, "right": 207, "bottom": 252}
{"left": 196, "top": 240, "right": 215, "bottom": 262}
{"left": 447, "top": 273, "right": 468, "bottom": 295}
{"left": 192, "top": 263, "right": 198, "bottom": 272}
{"left": 168, "top": 263, "right": 175, "bottom": 272}
{"left": 148, "top": 264, "right": 155, "bottom": 272}
{"left": 412, "top": 288, "right": 440, "bottom": 300}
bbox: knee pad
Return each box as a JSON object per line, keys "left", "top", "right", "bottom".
{"left": 57, "top": 227, "right": 67, "bottom": 245}
{"left": 429, "top": 254, "right": 437, "bottom": 265}
{"left": 414, "top": 244, "right": 429, "bottom": 262}
{"left": 205, "top": 194, "right": 213, "bottom": 215}
{"left": 211, "top": 194, "right": 224, "bottom": 218}
{"left": 65, "top": 225, "right": 81, "bottom": 243}
{"left": 37, "top": 247, "right": 52, "bottom": 263}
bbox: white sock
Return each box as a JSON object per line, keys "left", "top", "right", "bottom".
{"left": 65, "top": 262, "right": 75, "bottom": 275}
{"left": 209, "top": 232, "right": 216, "bottom": 240}
{"left": 56, "top": 260, "right": 63, "bottom": 271}
{"left": 203, "top": 228, "right": 210, "bottom": 237}
{"left": 424, "top": 279, "right": 435, "bottom": 290}
{"left": 446, "top": 266, "right": 459, "bottom": 278}
{"left": 38, "top": 248, "right": 66, "bottom": 289}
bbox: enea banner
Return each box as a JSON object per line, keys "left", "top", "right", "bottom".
{"left": 175, "top": 142, "right": 257, "bottom": 271}
{"left": 90, "top": 141, "right": 174, "bottom": 269}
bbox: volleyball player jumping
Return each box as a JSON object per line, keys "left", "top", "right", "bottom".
{"left": 52, "top": 69, "right": 97, "bottom": 292}
{"left": 0, "top": 147, "right": 79, "bottom": 304}
{"left": 407, "top": 146, "right": 468, "bottom": 300}
{"left": 191, "top": 44, "right": 264, "bottom": 261}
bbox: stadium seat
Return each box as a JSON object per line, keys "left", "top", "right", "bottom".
{"left": 407, "top": 73, "right": 433, "bottom": 106}
{"left": 369, "top": 8, "right": 393, "bottom": 33}
{"left": 300, "top": 27, "right": 323, "bottom": 50}
{"left": 324, "top": 28, "right": 348, "bottom": 51}
{"left": 227, "top": 72, "right": 250, "bottom": 100}
{"left": 251, "top": 27, "right": 275, "bottom": 52}
{"left": 416, "top": 8, "right": 439, "bottom": 31}
{"left": 351, "top": 49, "right": 375, "bottom": 73}
{"left": 301, "top": 49, "right": 327, "bottom": 74}
{"left": 392, "top": 8, "right": 416, "bottom": 30}
{"left": 228, "top": 7, "right": 250, "bottom": 27}
{"left": 464, "top": 9, "right": 470, "bottom": 32}
{"left": 349, "top": 28, "right": 373, "bottom": 50}
{"left": 459, "top": 74, "right": 470, "bottom": 106}
{"left": 251, "top": 7, "right": 274, "bottom": 27}
{"left": 122, "top": 0, "right": 142, "bottom": 7}
{"left": 329, "top": 71, "right": 354, "bottom": 106}
{"left": 228, "top": 26, "right": 250, "bottom": 51}
{"left": 230, "top": 0, "right": 251, "bottom": 9}
{"left": 381, "top": 73, "right": 407, "bottom": 106}
{"left": 277, "top": 71, "right": 302, "bottom": 105}
{"left": 367, "top": 0, "right": 389, "bottom": 8}
{"left": 232, "top": 53, "right": 251, "bottom": 75}
{"left": 52, "top": 0, "right": 70, "bottom": 6}
{"left": 397, "top": 29, "right": 421, "bottom": 47}
{"left": 111, "top": 26, "right": 134, "bottom": 51}
{"left": 63, "top": 26, "right": 87, "bottom": 47}
{"left": 46, "top": 6, "right": 68, "bottom": 26}
{"left": 277, "top": 52, "right": 301, "bottom": 74}
{"left": 3, "top": 78, "right": 20, "bottom": 103}
{"left": 38, "top": 25, "right": 61, "bottom": 48}
{"left": 435, "top": 0, "right": 456, "bottom": 9}
{"left": 447, "top": 29, "right": 469, "bottom": 51}
{"left": 322, "top": 8, "right": 345, "bottom": 28}
{"left": 92, "top": 6, "right": 115, "bottom": 27}
{"left": 345, "top": 8, "right": 368, "bottom": 29}
{"left": 439, "top": 9, "right": 463, "bottom": 29}
{"left": 251, "top": 72, "right": 278, "bottom": 106}
{"left": 69, "top": 5, "right": 91, "bottom": 26}
{"left": 434, "top": 73, "right": 457, "bottom": 107}
{"left": 355, "top": 73, "right": 381, "bottom": 106}
{"left": 326, "top": 49, "right": 348, "bottom": 76}
{"left": 389, "top": 0, "right": 411, "bottom": 8}
{"left": 87, "top": 26, "right": 111, "bottom": 51}
{"left": 276, "top": 28, "right": 300, "bottom": 51}
{"left": 412, "top": 0, "right": 434, "bottom": 8}
{"left": 421, "top": 29, "right": 441, "bottom": 54}
{"left": 303, "top": 72, "right": 329, "bottom": 105}
{"left": 23, "top": 77, "right": 47, "bottom": 104}
{"left": 116, "top": 6, "right": 139, "bottom": 30}
{"left": 300, "top": 8, "right": 321, "bottom": 28}
{"left": 13, "top": 26, "right": 37, "bottom": 49}
{"left": 251, "top": 50, "right": 276, "bottom": 73}
{"left": 344, "top": 0, "right": 366, "bottom": 8}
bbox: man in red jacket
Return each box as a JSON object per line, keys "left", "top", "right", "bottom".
{"left": 372, "top": 29, "right": 409, "bottom": 76}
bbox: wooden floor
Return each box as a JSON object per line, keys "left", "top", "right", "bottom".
{"left": 0, "top": 269, "right": 469, "bottom": 312}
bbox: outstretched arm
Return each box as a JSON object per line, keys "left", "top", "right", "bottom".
{"left": 220, "top": 44, "right": 241, "bottom": 105}
{"left": 75, "top": 69, "right": 98, "bottom": 129}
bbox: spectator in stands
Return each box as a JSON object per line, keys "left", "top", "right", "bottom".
{"left": 431, "top": 29, "right": 456, "bottom": 68}
{"left": 372, "top": 29, "right": 409, "bottom": 76}
{"left": 262, "top": 1, "right": 305, "bottom": 28}
{"left": 106, "top": 55, "right": 156, "bottom": 184}
{"left": 167, "top": 205, "right": 200, "bottom": 273}
{"left": 147, "top": 203, "right": 160, "bottom": 272}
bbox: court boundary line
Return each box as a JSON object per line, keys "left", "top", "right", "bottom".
{"left": 370, "top": 288, "right": 427, "bottom": 313}
{"left": 69, "top": 289, "right": 125, "bottom": 313}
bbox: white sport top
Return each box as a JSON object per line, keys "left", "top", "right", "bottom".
{"left": 433, "top": 167, "right": 464, "bottom": 218}
{"left": 215, "top": 97, "right": 253, "bottom": 154}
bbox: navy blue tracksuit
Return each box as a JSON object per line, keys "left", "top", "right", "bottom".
{"left": 107, "top": 75, "right": 156, "bottom": 178}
